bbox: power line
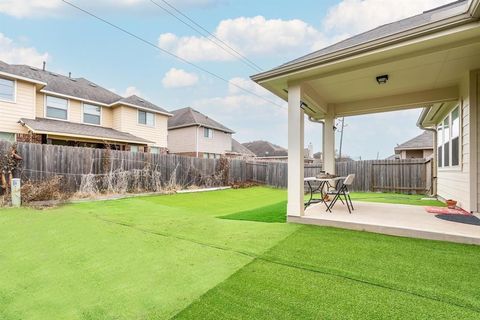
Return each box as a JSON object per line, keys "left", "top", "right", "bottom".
{"left": 149, "top": 0, "right": 263, "bottom": 72}
{"left": 61, "top": 0, "right": 284, "bottom": 109}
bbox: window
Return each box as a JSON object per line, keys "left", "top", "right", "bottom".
{"left": 46, "top": 95, "right": 68, "bottom": 120}
{"left": 138, "top": 110, "right": 155, "bottom": 126}
{"left": 0, "top": 77, "right": 15, "bottom": 102}
{"left": 204, "top": 128, "right": 213, "bottom": 138}
{"left": 150, "top": 147, "right": 160, "bottom": 154}
{"left": 437, "top": 106, "right": 460, "bottom": 168}
{"left": 130, "top": 145, "right": 139, "bottom": 153}
{"left": 83, "top": 104, "right": 101, "bottom": 125}
{"left": 0, "top": 132, "right": 15, "bottom": 143}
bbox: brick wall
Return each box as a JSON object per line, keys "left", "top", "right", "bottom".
{"left": 16, "top": 133, "right": 42, "bottom": 144}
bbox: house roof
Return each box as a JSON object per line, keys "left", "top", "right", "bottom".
{"left": 242, "top": 140, "right": 288, "bottom": 157}
{"left": 231, "top": 139, "right": 256, "bottom": 156}
{"left": 116, "top": 95, "right": 172, "bottom": 115}
{"left": 395, "top": 131, "right": 434, "bottom": 152}
{"left": 252, "top": 0, "right": 470, "bottom": 81}
{"left": 20, "top": 118, "right": 153, "bottom": 145}
{"left": 168, "top": 107, "right": 235, "bottom": 133}
{"left": 0, "top": 61, "right": 170, "bottom": 115}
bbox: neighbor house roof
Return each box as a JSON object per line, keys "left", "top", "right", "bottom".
{"left": 252, "top": 0, "right": 471, "bottom": 81}
{"left": 242, "top": 140, "right": 288, "bottom": 157}
{"left": 395, "top": 131, "right": 434, "bottom": 152}
{"left": 0, "top": 61, "right": 170, "bottom": 115}
{"left": 168, "top": 107, "right": 235, "bottom": 133}
{"left": 20, "top": 118, "right": 153, "bottom": 145}
{"left": 231, "top": 139, "right": 256, "bottom": 156}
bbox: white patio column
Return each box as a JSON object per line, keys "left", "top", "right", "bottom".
{"left": 287, "top": 84, "right": 305, "bottom": 217}
{"left": 323, "top": 106, "right": 336, "bottom": 174}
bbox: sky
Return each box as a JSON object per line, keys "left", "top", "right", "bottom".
{"left": 0, "top": 0, "right": 454, "bottom": 159}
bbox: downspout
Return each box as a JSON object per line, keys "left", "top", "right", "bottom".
{"left": 195, "top": 125, "right": 200, "bottom": 158}
{"left": 417, "top": 107, "right": 437, "bottom": 196}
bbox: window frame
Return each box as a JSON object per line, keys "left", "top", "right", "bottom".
{"left": 45, "top": 95, "right": 69, "bottom": 121}
{"left": 0, "top": 77, "right": 16, "bottom": 103}
{"left": 204, "top": 127, "right": 213, "bottom": 139}
{"left": 138, "top": 110, "right": 155, "bottom": 127}
{"left": 82, "top": 103, "right": 102, "bottom": 126}
{"left": 437, "top": 105, "right": 461, "bottom": 171}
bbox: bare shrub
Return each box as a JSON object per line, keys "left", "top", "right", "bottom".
{"left": 21, "top": 176, "right": 68, "bottom": 204}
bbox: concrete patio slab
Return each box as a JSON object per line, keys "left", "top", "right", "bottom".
{"left": 289, "top": 201, "right": 480, "bottom": 245}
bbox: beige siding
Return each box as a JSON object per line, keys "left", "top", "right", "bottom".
{"left": 168, "top": 126, "right": 198, "bottom": 154}
{"left": 197, "top": 127, "right": 232, "bottom": 155}
{"left": 112, "top": 106, "right": 168, "bottom": 147}
{"left": 437, "top": 73, "right": 471, "bottom": 211}
{"left": 0, "top": 80, "right": 35, "bottom": 134}
{"left": 102, "top": 107, "right": 113, "bottom": 128}
{"left": 35, "top": 92, "right": 44, "bottom": 118}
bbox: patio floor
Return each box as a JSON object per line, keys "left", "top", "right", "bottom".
{"left": 289, "top": 201, "right": 480, "bottom": 245}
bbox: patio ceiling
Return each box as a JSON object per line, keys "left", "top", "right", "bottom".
{"left": 254, "top": 21, "right": 480, "bottom": 119}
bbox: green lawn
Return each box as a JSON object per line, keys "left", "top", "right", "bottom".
{"left": 0, "top": 187, "right": 476, "bottom": 320}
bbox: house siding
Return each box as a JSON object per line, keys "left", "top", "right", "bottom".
{"left": 168, "top": 126, "right": 198, "bottom": 154}
{"left": 112, "top": 105, "right": 168, "bottom": 147}
{"left": 436, "top": 73, "right": 471, "bottom": 211}
{"left": 197, "top": 127, "right": 232, "bottom": 155}
{"left": 0, "top": 80, "right": 34, "bottom": 134}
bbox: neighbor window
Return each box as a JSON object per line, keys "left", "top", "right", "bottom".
{"left": 150, "top": 147, "right": 160, "bottom": 154}
{"left": 204, "top": 128, "right": 213, "bottom": 138}
{"left": 0, "top": 77, "right": 15, "bottom": 102}
{"left": 130, "top": 145, "right": 139, "bottom": 153}
{"left": 138, "top": 110, "right": 155, "bottom": 126}
{"left": 83, "top": 104, "right": 101, "bottom": 125}
{"left": 0, "top": 132, "right": 15, "bottom": 143}
{"left": 46, "top": 95, "right": 68, "bottom": 120}
{"left": 437, "top": 106, "right": 460, "bottom": 168}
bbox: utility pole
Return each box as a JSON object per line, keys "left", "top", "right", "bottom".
{"left": 338, "top": 117, "right": 345, "bottom": 159}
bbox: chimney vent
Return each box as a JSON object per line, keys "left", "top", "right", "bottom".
{"left": 69, "top": 72, "right": 71, "bottom": 78}
{"left": 42, "top": 61, "right": 46, "bottom": 71}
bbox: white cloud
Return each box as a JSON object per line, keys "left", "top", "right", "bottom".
{"left": 323, "top": 0, "right": 453, "bottom": 35}
{"left": 162, "top": 68, "right": 199, "bottom": 88}
{"left": 158, "top": 16, "right": 326, "bottom": 62}
{"left": 0, "top": 33, "right": 49, "bottom": 66}
{"left": 122, "top": 86, "right": 142, "bottom": 97}
{"left": 0, "top": 0, "right": 221, "bottom": 18}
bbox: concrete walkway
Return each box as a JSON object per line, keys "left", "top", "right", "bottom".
{"left": 289, "top": 201, "right": 480, "bottom": 245}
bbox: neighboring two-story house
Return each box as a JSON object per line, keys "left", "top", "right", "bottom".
{"left": 167, "top": 107, "right": 234, "bottom": 158}
{"left": 0, "top": 61, "right": 171, "bottom": 153}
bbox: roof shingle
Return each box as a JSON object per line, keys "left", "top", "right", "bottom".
{"left": 395, "top": 131, "right": 434, "bottom": 151}
{"left": 168, "top": 107, "right": 234, "bottom": 133}
{"left": 20, "top": 118, "right": 153, "bottom": 144}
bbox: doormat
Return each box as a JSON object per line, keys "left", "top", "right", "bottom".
{"left": 425, "top": 206, "right": 471, "bottom": 215}
{"left": 435, "top": 214, "right": 480, "bottom": 226}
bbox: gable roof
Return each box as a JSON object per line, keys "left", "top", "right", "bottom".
{"left": 0, "top": 61, "right": 170, "bottom": 115}
{"left": 20, "top": 117, "right": 153, "bottom": 145}
{"left": 395, "top": 131, "right": 434, "bottom": 152}
{"left": 242, "top": 140, "right": 288, "bottom": 157}
{"left": 231, "top": 139, "right": 255, "bottom": 156}
{"left": 168, "top": 107, "right": 234, "bottom": 133}
{"left": 115, "top": 95, "right": 172, "bottom": 115}
{"left": 252, "top": 0, "right": 471, "bottom": 81}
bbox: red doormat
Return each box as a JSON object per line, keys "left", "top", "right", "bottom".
{"left": 425, "top": 207, "right": 472, "bottom": 215}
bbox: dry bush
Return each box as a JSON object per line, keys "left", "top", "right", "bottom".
{"left": 21, "top": 176, "right": 69, "bottom": 204}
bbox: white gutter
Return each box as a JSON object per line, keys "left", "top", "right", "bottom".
{"left": 0, "top": 71, "right": 47, "bottom": 86}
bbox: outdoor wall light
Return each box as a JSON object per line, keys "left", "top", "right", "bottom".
{"left": 376, "top": 74, "right": 389, "bottom": 84}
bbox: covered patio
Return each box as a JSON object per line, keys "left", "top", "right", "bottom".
{"left": 252, "top": 0, "right": 480, "bottom": 243}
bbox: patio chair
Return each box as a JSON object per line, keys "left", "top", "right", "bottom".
{"left": 326, "top": 174, "right": 355, "bottom": 213}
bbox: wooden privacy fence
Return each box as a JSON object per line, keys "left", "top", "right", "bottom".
{"left": 0, "top": 141, "right": 247, "bottom": 192}
{"left": 0, "top": 141, "right": 432, "bottom": 194}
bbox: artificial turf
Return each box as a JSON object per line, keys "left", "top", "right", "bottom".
{"left": 349, "top": 192, "right": 445, "bottom": 206}
{"left": 0, "top": 187, "right": 476, "bottom": 319}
